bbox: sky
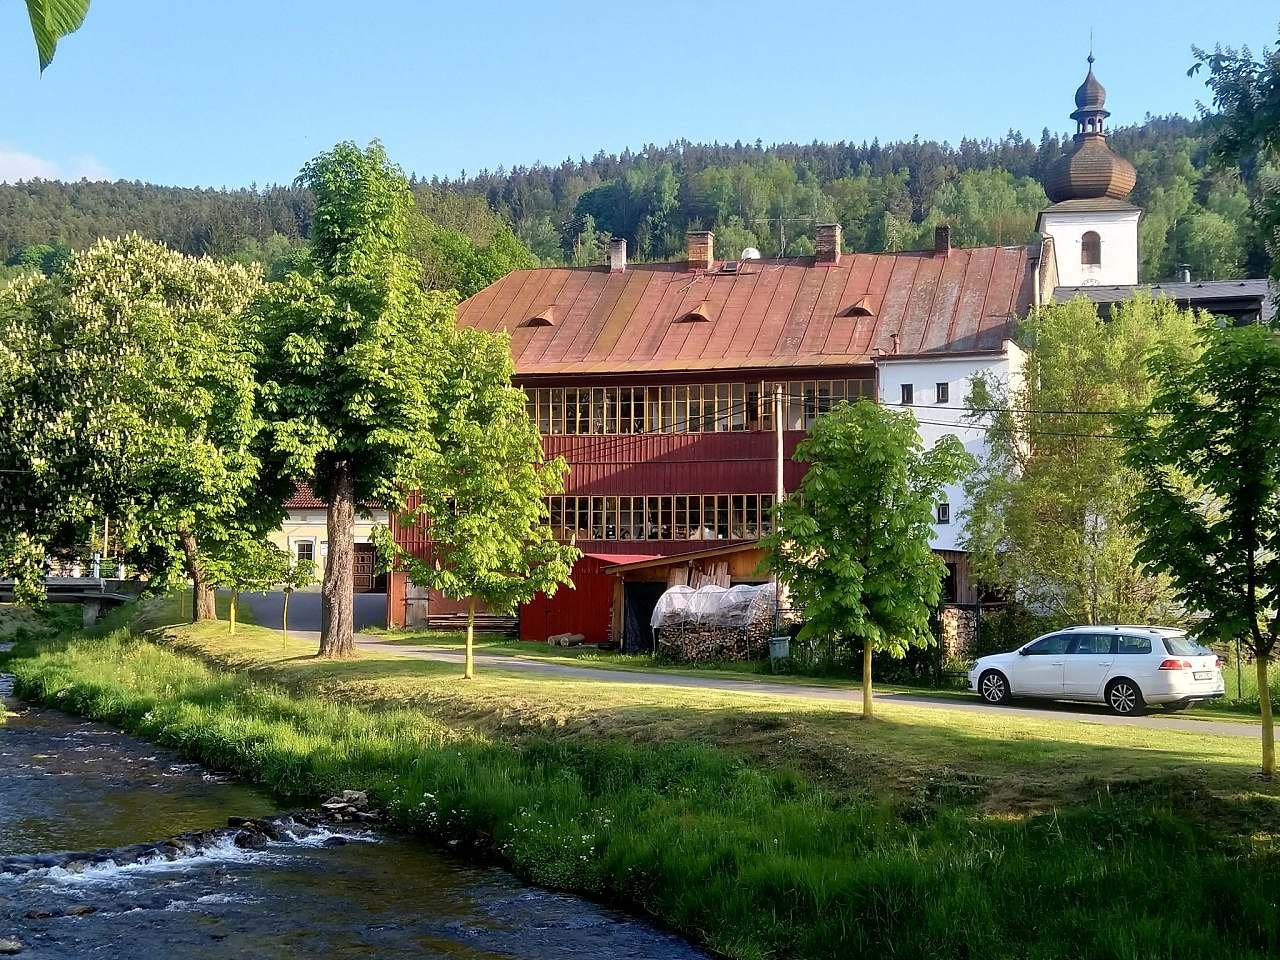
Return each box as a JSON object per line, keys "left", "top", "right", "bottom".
{"left": 0, "top": 0, "right": 1274, "bottom": 188}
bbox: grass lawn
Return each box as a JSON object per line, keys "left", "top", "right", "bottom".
{"left": 361, "top": 627, "right": 1266, "bottom": 721}
{"left": 4, "top": 594, "right": 1280, "bottom": 959}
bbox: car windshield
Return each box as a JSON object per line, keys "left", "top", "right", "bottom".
{"left": 1163, "top": 634, "right": 1213, "bottom": 656}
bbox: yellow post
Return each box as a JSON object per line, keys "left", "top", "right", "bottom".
{"left": 464, "top": 598, "right": 475, "bottom": 680}
{"left": 229, "top": 593, "right": 237, "bottom": 635}
{"left": 1257, "top": 656, "right": 1275, "bottom": 777}
{"left": 862, "top": 640, "right": 874, "bottom": 719}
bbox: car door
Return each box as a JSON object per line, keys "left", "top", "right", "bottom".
{"left": 1062, "top": 633, "right": 1115, "bottom": 699}
{"left": 1013, "top": 634, "right": 1071, "bottom": 696}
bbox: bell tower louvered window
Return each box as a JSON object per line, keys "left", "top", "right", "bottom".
{"left": 1081, "top": 231, "right": 1102, "bottom": 266}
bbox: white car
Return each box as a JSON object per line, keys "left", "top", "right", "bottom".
{"left": 968, "top": 625, "right": 1225, "bottom": 715}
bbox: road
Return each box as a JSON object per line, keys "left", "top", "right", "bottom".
{"left": 351, "top": 638, "right": 1261, "bottom": 739}
{"left": 236, "top": 591, "right": 387, "bottom": 632}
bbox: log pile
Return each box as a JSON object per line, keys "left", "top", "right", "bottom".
{"left": 655, "top": 587, "right": 775, "bottom": 662}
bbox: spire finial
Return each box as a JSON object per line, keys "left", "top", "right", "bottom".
{"left": 1088, "top": 30, "right": 1094, "bottom": 66}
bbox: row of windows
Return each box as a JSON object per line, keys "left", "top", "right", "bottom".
{"left": 524, "top": 379, "right": 875, "bottom": 435}
{"left": 1025, "top": 633, "right": 1153, "bottom": 656}
{"left": 548, "top": 494, "right": 776, "bottom": 542}
{"left": 899, "top": 382, "right": 949, "bottom": 405}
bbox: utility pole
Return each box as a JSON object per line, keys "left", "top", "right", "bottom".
{"left": 773, "top": 383, "right": 785, "bottom": 636}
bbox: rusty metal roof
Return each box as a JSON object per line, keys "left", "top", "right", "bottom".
{"left": 456, "top": 247, "right": 1033, "bottom": 375}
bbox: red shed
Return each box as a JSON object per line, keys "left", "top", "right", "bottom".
{"left": 520, "top": 553, "right": 656, "bottom": 645}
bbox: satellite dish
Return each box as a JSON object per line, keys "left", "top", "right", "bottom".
{"left": 741, "top": 247, "right": 762, "bottom": 260}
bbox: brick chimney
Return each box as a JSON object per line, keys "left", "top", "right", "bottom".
{"left": 686, "top": 230, "right": 714, "bottom": 271}
{"left": 609, "top": 238, "right": 627, "bottom": 273}
{"left": 815, "top": 224, "right": 842, "bottom": 265}
{"left": 934, "top": 225, "right": 951, "bottom": 257}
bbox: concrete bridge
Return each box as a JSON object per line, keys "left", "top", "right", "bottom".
{"left": 0, "top": 577, "right": 143, "bottom": 626}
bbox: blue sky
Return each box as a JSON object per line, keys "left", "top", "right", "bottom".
{"left": 0, "top": 0, "right": 1273, "bottom": 187}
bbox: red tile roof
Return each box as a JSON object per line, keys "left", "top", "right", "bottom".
{"left": 457, "top": 247, "right": 1034, "bottom": 376}
{"left": 285, "top": 482, "right": 325, "bottom": 509}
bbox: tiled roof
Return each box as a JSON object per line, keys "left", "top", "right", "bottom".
{"left": 285, "top": 483, "right": 325, "bottom": 509}
{"left": 456, "top": 247, "right": 1033, "bottom": 376}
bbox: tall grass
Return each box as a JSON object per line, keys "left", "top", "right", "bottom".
{"left": 7, "top": 627, "right": 1280, "bottom": 960}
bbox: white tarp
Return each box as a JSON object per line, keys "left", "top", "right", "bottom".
{"left": 650, "top": 582, "right": 774, "bottom": 631}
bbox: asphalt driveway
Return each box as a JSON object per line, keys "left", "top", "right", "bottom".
{"left": 236, "top": 591, "right": 387, "bottom": 632}
{"left": 350, "top": 637, "right": 1260, "bottom": 739}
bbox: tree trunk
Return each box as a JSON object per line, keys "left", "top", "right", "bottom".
{"left": 465, "top": 597, "right": 475, "bottom": 680}
{"left": 282, "top": 590, "right": 290, "bottom": 645}
{"left": 318, "top": 462, "right": 356, "bottom": 658}
{"left": 178, "top": 529, "right": 215, "bottom": 623}
{"left": 229, "top": 593, "right": 238, "bottom": 635}
{"left": 1258, "top": 654, "right": 1275, "bottom": 777}
{"left": 862, "top": 640, "right": 874, "bottom": 719}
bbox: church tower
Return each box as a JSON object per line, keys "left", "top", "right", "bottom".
{"left": 1037, "top": 56, "right": 1140, "bottom": 287}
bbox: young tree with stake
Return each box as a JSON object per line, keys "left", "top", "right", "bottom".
{"left": 1125, "top": 324, "right": 1280, "bottom": 776}
{"left": 376, "top": 327, "right": 578, "bottom": 679}
{"left": 203, "top": 537, "right": 291, "bottom": 635}
{"left": 278, "top": 555, "right": 318, "bottom": 644}
{"left": 764, "top": 401, "right": 971, "bottom": 717}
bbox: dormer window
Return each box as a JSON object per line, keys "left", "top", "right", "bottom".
{"left": 521, "top": 307, "right": 555, "bottom": 328}
{"left": 676, "top": 303, "right": 712, "bottom": 323}
{"left": 1081, "top": 231, "right": 1102, "bottom": 266}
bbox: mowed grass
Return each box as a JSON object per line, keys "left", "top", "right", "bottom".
{"left": 5, "top": 596, "right": 1280, "bottom": 959}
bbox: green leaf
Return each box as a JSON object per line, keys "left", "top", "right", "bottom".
{"left": 26, "top": 0, "right": 91, "bottom": 72}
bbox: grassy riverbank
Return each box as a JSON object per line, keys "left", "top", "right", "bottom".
{"left": 4, "top": 599, "right": 1280, "bottom": 959}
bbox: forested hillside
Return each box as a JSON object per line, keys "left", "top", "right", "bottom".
{"left": 0, "top": 115, "right": 1271, "bottom": 286}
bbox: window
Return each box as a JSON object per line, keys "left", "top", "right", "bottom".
{"left": 1116, "top": 634, "right": 1153, "bottom": 655}
{"left": 1071, "top": 634, "right": 1114, "bottom": 656}
{"left": 1025, "top": 634, "right": 1071, "bottom": 656}
{"left": 936, "top": 502, "right": 951, "bottom": 525}
{"left": 935, "top": 382, "right": 949, "bottom": 404}
{"left": 295, "top": 540, "right": 315, "bottom": 564}
{"left": 1081, "top": 231, "right": 1102, "bottom": 266}
{"left": 900, "top": 383, "right": 913, "bottom": 406}
{"left": 1163, "top": 634, "right": 1213, "bottom": 657}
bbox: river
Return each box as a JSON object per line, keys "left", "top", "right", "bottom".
{"left": 0, "top": 671, "right": 706, "bottom": 959}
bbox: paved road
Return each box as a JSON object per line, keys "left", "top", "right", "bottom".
{"left": 236, "top": 591, "right": 387, "bottom": 632}
{"left": 351, "top": 638, "right": 1261, "bottom": 739}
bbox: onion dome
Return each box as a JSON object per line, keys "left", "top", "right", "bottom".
{"left": 1044, "top": 55, "right": 1136, "bottom": 204}
{"left": 1073, "top": 55, "right": 1107, "bottom": 115}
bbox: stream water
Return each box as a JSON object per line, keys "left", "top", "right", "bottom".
{"left": 0, "top": 673, "right": 706, "bottom": 959}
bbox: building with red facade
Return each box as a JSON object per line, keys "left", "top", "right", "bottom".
{"left": 388, "top": 220, "right": 1038, "bottom": 645}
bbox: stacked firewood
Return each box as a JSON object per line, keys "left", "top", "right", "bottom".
{"left": 655, "top": 586, "right": 775, "bottom": 662}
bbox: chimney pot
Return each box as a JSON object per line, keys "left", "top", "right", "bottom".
{"left": 815, "top": 224, "right": 842, "bottom": 265}
{"left": 686, "top": 230, "right": 714, "bottom": 272}
{"left": 934, "top": 225, "right": 951, "bottom": 257}
{"left": 609, "top": 238, "right": 627, "bottom": 273}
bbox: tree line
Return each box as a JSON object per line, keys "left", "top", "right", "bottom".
{"left": 0, "top": 113, "right": 1272, "bottom": 287}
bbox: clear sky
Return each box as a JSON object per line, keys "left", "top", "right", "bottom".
{"left": 0, "top": 0, "right": 1273, "bottom": 188}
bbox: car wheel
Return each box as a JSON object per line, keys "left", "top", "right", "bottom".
{"left": 1106, "top": 678, "right": 1145, "bottom": 716}
{"left": 979, "top": 670, "right": 1010, "bottom": 705}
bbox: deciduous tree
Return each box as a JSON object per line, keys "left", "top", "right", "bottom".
{"left": 278, "top": 554, "right": 317, "bottom": 644}
{"left": 1125, "top": 324, "right": 1280, "bottom": 776}
{"left": 764, "top": 402, "right": 971, "bottom": 717}
{"left": 963, "top": 295, "right": 1205, "bottom": 625}
{"left": 376, "top": 327, "right": 578, "bottom": 679}
{"left": 203, "top": 536, "right": 291, "bottom": 635}
{"left": 256, "top": 142, "right": 454, "bottom": 658}
{"left": 0, "top": 235, "right": 277, "bottom": 619}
